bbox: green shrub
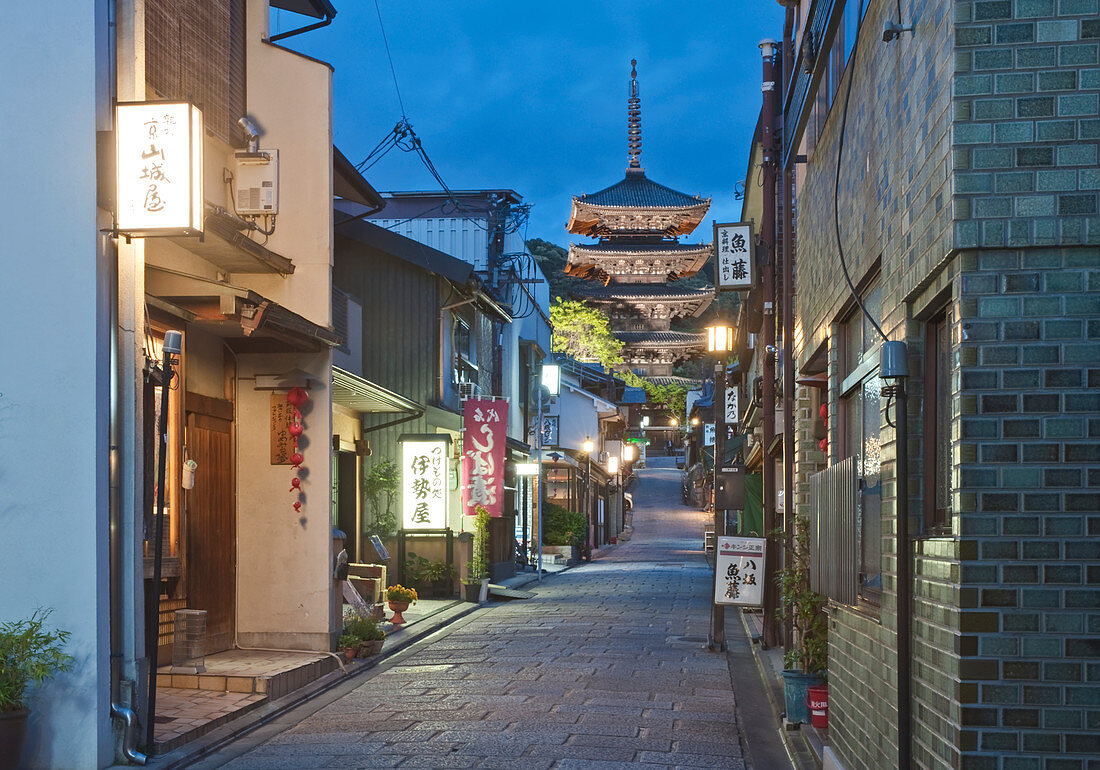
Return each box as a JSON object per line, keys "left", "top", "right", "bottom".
{"left": 466, "top": 507, "right": 491, "bottom": 583}
{"left": 0, "top": 609, "right": 75, "bottom": 712}
{"left": 342, "top": 611, "right": 385, "bottom": 642}
{"left": 542, "top": 503, "right": 587, "bottom": 547}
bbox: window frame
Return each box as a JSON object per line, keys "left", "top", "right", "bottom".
{"left": 923, "top": 306, "right": 953, "bottom": 533}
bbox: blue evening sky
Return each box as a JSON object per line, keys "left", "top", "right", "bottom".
{"left": 276, "top": 1, "right": 786, "bottom": 246}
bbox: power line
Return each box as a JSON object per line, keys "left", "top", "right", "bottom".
{"left": 373, "top": 0, "right": 406, "bottom": 118}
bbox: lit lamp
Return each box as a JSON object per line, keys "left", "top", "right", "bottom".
{"left": 541, "top": 363, "right": 561, "bottom": 396}
{"left": 607, "top": 455, "right": 619, "bottom": 475}
{"left": 692, "top": 417, "right": 700, "bottom": 426}
{"left": 670, "top": 418, "right": 679, "bottom": 427}
{"left": 583, "top": 436, "right": 594, "bottom": 454}
{"left": 706, "top": 324, "right": 735, "bottom": 353}
{"left": 621, "top": 443, "right": 636, "bottom": 462}
{"left": 641, "top": 416, "right": 650, "bottom": 428}
{"left": 116, "top": 101, "right": 204, "bottom": 238}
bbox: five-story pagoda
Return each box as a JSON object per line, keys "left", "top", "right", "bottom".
{"left": 565, "top": 60, "right": 712, "bottom": 382}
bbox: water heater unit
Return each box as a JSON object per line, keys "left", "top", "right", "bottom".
{"left": 234, "top": 149, "right": 279, "bottom": 216}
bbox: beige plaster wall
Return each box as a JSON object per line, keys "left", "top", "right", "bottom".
{"left": 235, "top": 351, "right": 335, "bottom": 649}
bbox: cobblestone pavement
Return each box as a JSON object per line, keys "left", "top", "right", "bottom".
{"left": 195, "top": 458, "right": 749, "bottom": 769}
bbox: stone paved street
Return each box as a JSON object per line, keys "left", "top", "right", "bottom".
{"left": 192, "top": 458, "right": 761, "bottom": 769}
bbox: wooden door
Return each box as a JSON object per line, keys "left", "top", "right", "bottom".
{"left": 186, "top": 412, "right": 235, "bottom": 653}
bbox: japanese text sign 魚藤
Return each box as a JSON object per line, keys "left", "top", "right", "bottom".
{"left": 714, "top": 222, "right": 755, "bottom": 291}
{"left": 714, "top": 536, "right": 766, "bottom": 606}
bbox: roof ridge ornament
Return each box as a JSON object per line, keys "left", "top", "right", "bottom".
{"left": 627, "top": 59, "right": 642, "bottom": 170}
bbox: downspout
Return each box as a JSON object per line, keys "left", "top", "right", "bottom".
{"left": 759, "top": 38, "right": 781, "bottom": 649}
{"left": 780, "top": 4, "right": 797, "bottom": 651}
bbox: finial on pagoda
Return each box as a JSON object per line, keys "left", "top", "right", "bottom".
{"left": 627, "top": 59, "right": 642, "bottom": 170}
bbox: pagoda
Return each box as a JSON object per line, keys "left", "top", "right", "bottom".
{"left": 565, "top": 60, "right": 712, "bottom": 383}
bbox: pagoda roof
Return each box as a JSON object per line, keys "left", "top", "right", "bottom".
{"left": 580, "top": 170, "right": 705, "bottom": 210}
{"left": 617, "top": 330, "right": 705, "bottom": 348}
{"left": 572, "top": 283, "right": 714, "bottom": 302}
{"left": 564, "top": 241, "right": 710, "bottom": 283}
{"left": 646, "top": 375, "right": 701, "bottom": 388}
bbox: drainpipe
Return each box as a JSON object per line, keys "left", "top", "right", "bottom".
{"left": 110, "top": 704, "right": 148, "bottom": 766}
{"left": 268, "top": 7, "right": 335, "bottom": 42}
{"left": 759, "top": 38, "right": 781, "bottom": 649}
{"left": 780, "top": 4, "right": 797, "bottom": 652}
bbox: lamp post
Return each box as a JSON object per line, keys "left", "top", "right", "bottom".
{"left": 706, "top": 323, "right": 734, "bottom": 653}
{"left": 582, "top": 436, "right": 594, "bottom": 560}
{"left": 621, "top": 442, "right": 636, "bottom": 533}
{"left": 535, "top": 363, "right": 560, "bottom": 582}
{"left": 607, "top": 454, "right": 620, "bottom": 541}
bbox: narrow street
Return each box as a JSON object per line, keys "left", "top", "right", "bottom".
{"left": 191, "top": 458, "right": 773, "bottom": 770}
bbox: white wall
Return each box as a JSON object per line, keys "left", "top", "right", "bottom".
{"left": 0, "top": 1, "right": 112, "bottom": 766}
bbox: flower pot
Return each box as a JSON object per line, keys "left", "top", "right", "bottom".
{"left": 807, "top": 684, "right": 829, "bottom": 729}
{"left": 341, "top": 646, "right": 358, "bottom": 662}
{"left": 358, "top": 639, "right": 385, "bottom": 656}
{"left": 0, "top": 709, "right": 29, "bottom": 770}
{"left": 781, "top": 670, "right": 825, "bottom": 724}
{"left": 463, "top": 582, "right": 482, "bottom": 602}
{"left": 388, "top": 600, "right": 410, "bottom": 625}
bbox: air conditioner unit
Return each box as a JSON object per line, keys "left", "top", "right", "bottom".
{"left": 234, "top": 149, "right": 279, "bottom": 215}
{"left": 458, "top": 381, "right": 481, "bottom": 399}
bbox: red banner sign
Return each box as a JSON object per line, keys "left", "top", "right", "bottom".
{"left": 461, "top": 398, "right": 508, "bottom": 517}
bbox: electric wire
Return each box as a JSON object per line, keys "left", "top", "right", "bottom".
{"left": 832, "top": 0, "right": 888, "bottom": 343}
{"left": 373, "top": 0, "right": 406, "bottom": 119}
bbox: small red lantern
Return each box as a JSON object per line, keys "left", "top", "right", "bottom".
{"left": 286, "top": 387, "right": 310, "bottom": 407}
{"left": 290, "top": 452, "right": 304, "bottom": 467}
{"left": 288, "top": 422, "right": 303, "bottom": 438}
{"left": 289, "top": 477, "right": 301, "bottom": 492}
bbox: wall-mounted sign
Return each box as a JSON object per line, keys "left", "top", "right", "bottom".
{"left": 400, "top": 435, "right": 449, "bottom": 529}
{"left": 538, "top": 415, "right": 558, "bottom": 447}
{"left": 461, "top": 398, "right": 509, "bottom": 517}
{"left": 714, "top": 536, "right": 766, "bottom": 606}
{"left": 714, "top": 221, "right": 754, "bottom": 291}
{"left": 514, "top": 463, "right": 538, "bottom": 476}
{"left": 116, "top": 101, "right": 204, "bottom": 236}
{"left": 704, "top": 423, "right": 715, "bottom": 447}
{"left": 724, "top": 386, "right": 740, "bottom": 425}
{"left": 270, "top": 395, "right": 297, "bottom": 464}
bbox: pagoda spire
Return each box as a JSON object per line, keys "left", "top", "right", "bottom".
{"left": 627, "top": 59, "right": 642, "bottom": 170}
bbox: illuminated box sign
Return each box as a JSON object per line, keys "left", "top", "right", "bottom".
{"left": 116, "top": 101, "right": 204, "bottom": 236}
{"left": 400, "top": 435, "right": 450, "bottom": 530}
{"left": 714, "top": 221, "right": 755, "bottom": 291}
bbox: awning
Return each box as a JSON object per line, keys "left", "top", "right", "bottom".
{"left": 146, "top": 264, "right": 340, "bottom": 351}
{"left": 331, "top": 367, "right": 420, "bottom": 414}
{"left": 168, "top": 208, "right": 295, "bottom": 275}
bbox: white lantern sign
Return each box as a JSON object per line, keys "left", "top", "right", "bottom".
{"left": 714, "top": 221, "right": 755, "bottom": 291}
{"left": 116, "top": 101, "right": 204, "bottom": 236}
{"left": 400, "top": 435, "right": 450, "bottom": 530}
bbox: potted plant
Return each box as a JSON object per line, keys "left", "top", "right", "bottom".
{"left": 404, "top": 552, "right": 456, "bottom": 598}
{"left": 343, "top": 610, "right": 386, "bottom": 657}
{"left": 542, "top": 502, "right": 587, "bottom": 564}
{"left": 385, "top": 584, "right": 417, "bottom": 625}
{"left": 1, "top": 610, "right": 75, "bottom": 769}
{"left": 363, "top": 458, "right": 399, "bottom": 541}
{"left": 463, "top": 507, "right": 491, "bottom": 602}
{"left": 776, "top": 514, "right": 828, "bottom": 725}
{"left": 337, "top": 631, "right": 363, "bottom": 661}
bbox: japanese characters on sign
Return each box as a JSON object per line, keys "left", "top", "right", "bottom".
{"left": 724, "top": 386, "right": 740, "bottom": 426}
{"left": 116, "top": 102, "right": 204, "bottom": 235}
{"left": 703, "top": 423, "right": 715, "bottom": 447}
{"left": 401, "top": 438, "right": 448, "bottom": 529}
{"left": 538, "top": 415, "right": 559, "bottom": 447}
{"left": 461, "top": 398, "right": 509, "bottom": 517}
{"left": 714, "top": 536, "right": 766, "bottom": 606}
{"left": 713, "top": 222, "right": 755, "bottom": 291}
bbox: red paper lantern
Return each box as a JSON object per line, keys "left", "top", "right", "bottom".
{"left": 289, "top": 477, "right": 301, "bottom": 492}
{"left": 286, "top": 387, "right": 310, "bottom": 407}
{"left": 288, "top": 422, "right": 303, "bottom": 438}
{"left": 290, "top": 452, "right": 304, "bottom": 467}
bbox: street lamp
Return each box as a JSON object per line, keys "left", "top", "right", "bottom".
{"left": 621, "top": 443, "right": 636, "bottom": 463}
{"left": 705, "top": 322, "right": 734, "bottom": 653}
{"left": 534, "top": 362, "right": 561, "bottom": 581}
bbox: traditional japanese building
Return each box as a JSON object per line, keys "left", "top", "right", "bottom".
{"left": 565, "top": 60, "right": 713, "bottom": 380}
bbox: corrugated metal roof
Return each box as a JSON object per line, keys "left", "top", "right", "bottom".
{"left": 579, "top": 170, "right": 704, "bottom": 209}
{"left": 332, "top": 367, "right": 421, "bottom": 414}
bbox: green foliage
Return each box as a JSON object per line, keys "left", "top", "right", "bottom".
{"left": 466, "top": 507, "right": 491, "bottom": 583}
{"left": 0, "top": 609, "right": 75, "bottom": 712}
{"left": 775, "top": 516, "right": 828, "bottom": 675}
{"left": 549, "top": 298, "right": 624, "bottom": 366}
{"left": 403, "top": 552, "right": 455, "bottom": 588}
{"left": 527, "top": 238, "right": 584, "bottom": 300}
{"left": 363, "top": 458, "right": 399, "bottom": 538}
{"left": 342, "top": 610, "right": 385, "bottom": 642}
{"left": 542, "top": 503, "right": 588, "bottom": 547}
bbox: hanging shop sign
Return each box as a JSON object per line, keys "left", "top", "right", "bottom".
{"left": 714, "top": 536, "right": 766, "bottom": 607}
{"left": 461, "top": 398, "right": 509, "bottom": 517}
{"left": 400, "top": 435, "right": 450, "bottom": 529}
{"left": 538, "top": 415, "right": 559, "bottom": 447}
{"left": 724, "top": 386, "right": 740, "bottom": 426}
{"left": 115, "top": 101, "right": 204, "bottom": 237}
{"left": 713, "top": 221, "right": 755, "bottom": 291}
{"left": 704, "top": 423, "right": 715, "bottom": 447}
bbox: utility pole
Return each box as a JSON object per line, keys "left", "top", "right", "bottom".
{"left": 759, "top": 38, "right": 781, "bottom": 649}
{"left": 708, "top": 360, "right": 727, "bottom": 652}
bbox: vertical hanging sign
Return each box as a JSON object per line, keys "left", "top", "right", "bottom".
{"left": 713, "top": 221, "right": 755, "bottom": 291}
{"left": 724, "top": 386, "right": 740, "bottom": 426}
{"left": 116, "top": 101, "right": 204, "bottom": 236}
{"left": 461, "top": 398, "right": 509, "bottom": 517}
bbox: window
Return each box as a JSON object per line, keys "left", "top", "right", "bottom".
{"left": 924, "top": 307, "right": 954, "bottom": 531}
{"left": 453, "top": 315, "right": 477, "bottom": 385}
{"left": 840, "top": 276, "right": 882, "bottom": 605}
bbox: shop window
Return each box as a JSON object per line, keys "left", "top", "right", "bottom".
{"left": 924, "top": 306, "right": 954, "bottom": 532}
{"left": 839, "top": 276, "right": 882, "bottom": 606}
{"left": 453, "top": 315, "right": 478, "bottom": 386}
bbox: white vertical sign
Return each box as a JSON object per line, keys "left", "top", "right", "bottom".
{"left": 714, "top": 222, "right": 754, "bottom": 290}
{"left": 401, "top": 439, "right": 448, "bottom": 529}
{"left": 724, "top": 386, "right": 739, "bottom": 425}
{"left": 116, "top": 102, "right": 204, "bottom": 235}
{"left": 704, "top": 423, "right": 715, "bottom": 447}
{"left": 714, "top": 536, "right": 766, "bottom": 606}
